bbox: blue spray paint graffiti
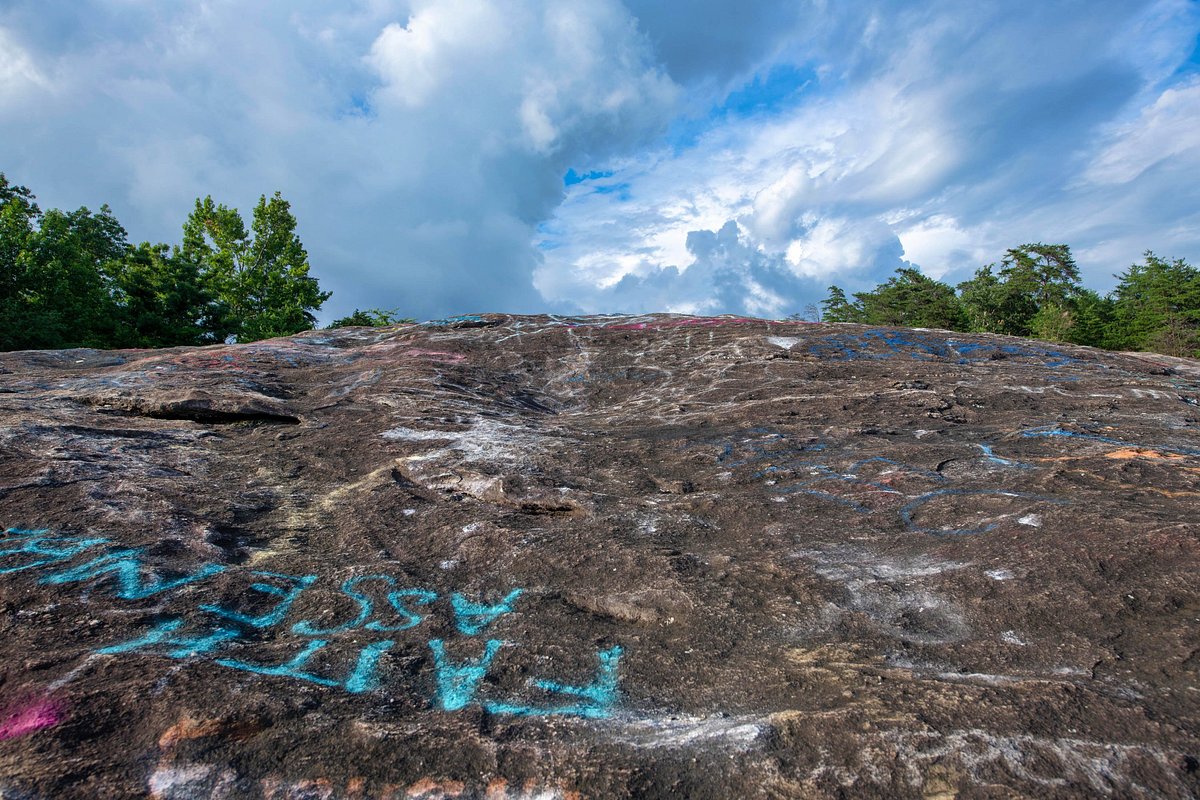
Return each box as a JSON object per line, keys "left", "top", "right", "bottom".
{"left": 429, "top": 639, "right": 503, "bottom": 711}
{"left": 0, "top": 529, "right": 110, "bottom": 576}
{"left": 1019, "top": 426, "right": 1200, "bottom": 456}
{"left": 485, "top": 645, "right": 624, "bottom": 719}
{"left": 681, "top": 429, "right": 1070, "bottom": 533}
{"left": 451, "top": 589, "right": 523, "bottom": 635}
{"left": 798, "top": 329, "right": 1080, "bottom": 369}
{"left": 0, "top": 527, "right": 624, "bottom": 719}
{"left": 201, "top": 572, "right": 316, "bottom": 628}
{"left": 40, "top": 550, "right": 225, "bottom": 600}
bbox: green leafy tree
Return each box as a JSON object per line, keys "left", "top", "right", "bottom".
{"left": 958, "top": 244, "right": 1082, "bottom": 339}
{"left": 1066, "top": 289, "right": 1118, "bottom": 349}
{"left": 1110, "top": 252, "right": 1200, "bottom": 357}
{"left": 109, "top": 242, "right": 222, "bottom": 347}
{"left": 0, "top": 179, "right": 127, "bottom": 350}
{"left": 327, "top": 308, "right": 414, "bottom": 328}
{"left": 852, "top": 267, "right": 967, "bottom": 330}
{"left": 819, "top": 285, "right": 861, "bottom": 323}
{"left": 182, "top": 192, "right": 330, "bottom": 342}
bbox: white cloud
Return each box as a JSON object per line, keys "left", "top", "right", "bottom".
{"left": 1084, "top": 77, "right": 1200, "bottom": 186}
{"left": 0, "top": 25, "right": 50, "bottom": 105}
{"left": 1, "top": 0, "right": 1198, "bottom": 321}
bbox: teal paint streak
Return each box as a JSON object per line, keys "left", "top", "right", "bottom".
{"left": 97, "top": 618, "right": 240, "bottom": 658}
{"left": 450, "top": 589, "right": 523, "bottom": 635}
{"left": 485, "top": 645, "right": 624, "bottom": 719}
{"left": 216, "top": 639, "right": 340, "bottom": 688}
{"left": 201, "top": 572, "right": 316, "bottom": 628}
{"left": 39, "top": 549, "right": 225, "bottom": 599}
{"left": 429, "top": 638, "right": 503, "bottom": 711}
{"left": 291, "top": 575, "right": 381, "bottom": 635}
{"left": 369, "top": 588, "right": 437, "bottom": 631}
{"left": 0, "top": 529, "right": 110, "bottom": 576}
{"left": 343, "top": 640, "right": 396, "bottom": 693}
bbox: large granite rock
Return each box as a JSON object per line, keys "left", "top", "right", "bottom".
{"left": 0, "top": 314, "right": 1197, "bottom": 799}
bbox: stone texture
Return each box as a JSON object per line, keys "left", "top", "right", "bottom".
{"left": 0, "top": 313, "right": 1197, "bottom": 798}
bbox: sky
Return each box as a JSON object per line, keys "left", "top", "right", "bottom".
{"left": 2, "top": 0, "right": 1198, "bottom": 322}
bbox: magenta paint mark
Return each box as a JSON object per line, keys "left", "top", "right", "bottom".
{"left": 403, "top": 348, "right": 467, "bottom": 363}
{"left": 0, "top": 698, "right": 63, "bottom": 741}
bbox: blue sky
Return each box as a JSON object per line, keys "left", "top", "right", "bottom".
{"left": 2, "top": 1, "right": 1198, "bottom": 321}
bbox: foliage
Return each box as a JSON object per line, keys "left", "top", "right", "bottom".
{"left": 327, "top": 308, "right": 414, "bottom": 328}
{"left": 851, "top": 268, "right": 967, "bottom": 330}
{"left": 108, "top": 243, "right": 222, "bottom": 348}
{"left": 0, "top": 172, "right": 340, "bottom": 351}
{"left": 819, "top": 286, "right": 860, "bottom": 323}
{"left": 793, "top": 243, "right": 1200, "bottom": 359}
{"left": 1110, "top": 252, "right": 1200, "bottom": 357}
{"left": 182, "top": 192, "right": 331, "bottom": 342}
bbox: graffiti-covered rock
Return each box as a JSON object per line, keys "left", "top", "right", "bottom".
{"left": 0, "top": 314, "right": 1198, "bottom": 798}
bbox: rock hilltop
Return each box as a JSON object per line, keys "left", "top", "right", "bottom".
{"left": 0, "top": 313, "right": 1198, "bottom": 799}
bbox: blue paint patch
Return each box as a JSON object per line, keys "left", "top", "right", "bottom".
{"left": 343, "top": 639, "right": 396, "bottom": 693}
{"left": 97, "top": 618, "right": 239, "bottom": 659}
{"left": 485, "top": 645, "right": 623, "bottom": 719}
{"left": 217, "top": 639, "right": 341, "bottom": 688}
{"left": 201, "top": 572, "right": 317, "bottom": 628}
{"left": 0, "top": 529, "right": 110, "bottom": 576}
{"left": 429, "top": 638, "right": 503, "bottom": 711}
{"left": 39, "top": 550, "right": 224, "bottom": 600}
{"left": 451, "top": 589, "right": 523, "bottom": 636}
{"left": 975, "top": 444, "right": 1027, "bottom": 468}
{"left": 1018, "top": 426, "right": 1200, "bottom": 457}
{"left": 370, "top": 588, "right": 437, "bottom": 632}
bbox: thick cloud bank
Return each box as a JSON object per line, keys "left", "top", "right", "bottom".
{"left": 2, "top": 1, "right": 1198, "bottom": 320}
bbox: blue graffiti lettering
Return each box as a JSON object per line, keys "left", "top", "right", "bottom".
{"left": 0, "top": 528, "right": 110, "bottom": 576}
{"left": 39, "top": 549, "right": 224, "bottom": 600}
{"left": 450, "top": 589, "right": 523, "bottom": 636}
{"left": 201, "top": 571, "right": 316, "bottom": 628}
{"left": 370, "top": 588, "right": 437, "bottom": 632}
{"left": 428, "top": 638, "right": 503, "bottom": 711}
{"left": 216, "top": 639, "right": 340, "bottom": 688}
{"left": 97, "top": 618, "right": 239, "bottom": 658}
{"left": 485, "top": 645, "right": 623, "bottom": 719}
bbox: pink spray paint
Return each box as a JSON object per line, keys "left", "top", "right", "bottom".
{"left": 0, "top": 698, "right": 63, "bottom": 741}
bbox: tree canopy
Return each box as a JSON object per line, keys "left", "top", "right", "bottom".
{"left": 812, "top": 245, "right": 1200, "bottom": 358}
{"left": 0, "top": 173, "right": 333, "bottom": 351}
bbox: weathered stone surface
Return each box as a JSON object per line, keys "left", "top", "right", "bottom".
{"left": 0, "top": 313, "right": 1197, "bottom": 798}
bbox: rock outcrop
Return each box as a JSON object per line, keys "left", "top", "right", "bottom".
{"left": 0, "top": 314, "right": 1197, "bottom": 798}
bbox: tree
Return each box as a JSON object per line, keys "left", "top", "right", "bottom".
{"left": 182, "top": 192, "right": 330, "bottom": 342}
{"left": 0, "top": 175, "right": 128, "bottom": 350}
{"left": 957, "top": 244, "right": 1083, "bottom": 339}
{"left": 108, "top": 242, "right": 222, "bottom": 348}
{"left": 1110, "top": 252, "right": 1200, "bottom": 357}
{"left": 819, "top": 285, "right": 860, "bottom": 323}
{"left": 1066, "top": 289, "right": 1118, "bottom": 349}
{"left": 328, "top": 308, "right": 414, "bottom": 328}
{"left": 852, "top": 267, "right": 967, "bottom": 330}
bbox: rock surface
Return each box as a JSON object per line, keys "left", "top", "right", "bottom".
{"left": 0, "top": 313, "right": 1198, "bottom": 799}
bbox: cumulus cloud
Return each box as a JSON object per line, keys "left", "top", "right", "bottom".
{"left": 538, "top": 0, "right": 1200, "bottom": 314}
{"left": 0, "top": 0, "right": 675, "bottom": 320}
{"left": 1, "top": 0, "right": 1198, "bottom": 319}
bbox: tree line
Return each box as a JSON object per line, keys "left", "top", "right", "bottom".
{"left": 813, "top": 243, "right": 1200, "bottom": 358}
{"left": 0, "top": 172, "right": 344, "bottom": 352}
